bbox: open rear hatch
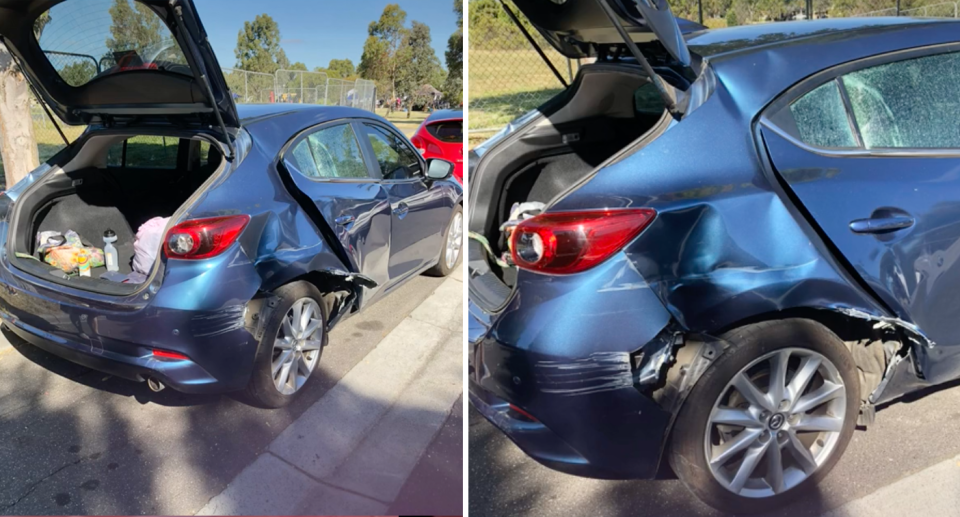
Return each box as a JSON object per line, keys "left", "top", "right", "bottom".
{"left": 0, "top": 0, "right": 237, "bottom": 145}
{"left": 469, "top": 0, "right": 707, "bottom": 310}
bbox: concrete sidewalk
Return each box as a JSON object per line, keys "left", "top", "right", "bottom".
{"left": 197, "top": 268, "right": 463, "bottom": 515}
{"left": 823, "top": 454, "right": 960, "bottom": 517}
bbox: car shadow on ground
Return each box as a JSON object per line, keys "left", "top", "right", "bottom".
{"left": 468, "top": 405, "right": 844, "bottom": 517}
{"left": 0, "top": 323, "right": 459, "bottom": 514}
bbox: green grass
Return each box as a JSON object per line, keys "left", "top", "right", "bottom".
{"left": 468, "top": 49, "right": 567, "bottom": 131}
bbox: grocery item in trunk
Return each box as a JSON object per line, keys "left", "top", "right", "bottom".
{"left": 36, "top": 231, "right": 65, "bottom": 256}
{"left": 43, "top": 244, "right": 105, "bottom": 274}
{"left": 133, "top": 217, "right": 170, "bottom": 275}
{"left": 103, "top": 229, "right": 119, "bottom": 272}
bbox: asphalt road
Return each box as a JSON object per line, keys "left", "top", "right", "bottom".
{"left": 0, "top": 274, "right": 446, "bottom": 516}
{"left": 469, "top": 377, "right": 960, "bottom": 517}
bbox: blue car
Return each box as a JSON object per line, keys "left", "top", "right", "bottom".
{"left": 468, "top": 0, "right": 960, "bottom": 512}
{"left": 0, "top": 0, "right": 462, "bottom": 408}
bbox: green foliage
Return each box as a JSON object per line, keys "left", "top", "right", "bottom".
{"left": 726, "top": 6, "right": 740, "bottom": 25}
{"left": 359, "top": 4, "right": 409, "bottom": 101}
{"left": 443, "top": 0, "right": 463, "bottom": 104}
{"left": 59, "top": 61, "right": 97, "bottom": 86}
{"left": 327, "top": 59, "right": 356, "bottom": 79}
{"left": 289, "top": 61, "right": 309, "bottom": 71}
{"left": 106, "top": 0, "right": 164, "bottom": 54}
{"left": 399, "top": 22, "right": 445, "bottom": 100}
{"left": 234, "top": 13, "right": 288, "bottom": 74}
{"left": 33, "top": 12, "right": 51, "bottom": 39}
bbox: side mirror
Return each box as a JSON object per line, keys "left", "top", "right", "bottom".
{"left": 426, "top": 158, "right": 454, "bottom": 180}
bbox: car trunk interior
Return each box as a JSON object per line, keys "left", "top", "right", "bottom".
{"left": 8, "top": 134, "right": 224, "bottom": 295}
{"left": 469, "top": 64, "right": 670, "bottom": 300}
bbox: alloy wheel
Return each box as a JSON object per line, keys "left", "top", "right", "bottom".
{"left": 271, "top": 298, "right": 323, "bottom": 395}
{"left": 445, "top": 211, "right": 463, "bottom": 269}
{"left": 704, "top": 347, "right": 847, "bottom": 498}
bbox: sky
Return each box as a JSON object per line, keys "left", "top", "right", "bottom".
{"left": 195, "top": 0, "right": 459, "bottom": 71}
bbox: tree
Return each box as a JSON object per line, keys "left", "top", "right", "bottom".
{"left": 0, "top": 13, "right": 52, "bottom": 187}
{"left": 106, "top": 0, "right": 164, "bottom": 55}
{"left": 289, "top": 61, "right": 308, "bottom": 71}
{"left": 327, "top": 59, "right": 355, "bottom": 79}
{"left": 234, "top": 14, "right": 289, "bottom": 74}
{"left": 442, "top": 0, "right": 463, "bottom": 105}
{"left": 358, "top": 4, "right": 408, "bottom": 105}
{"left": 398, "top": 22, "right": 444, "bottom": 102}
{"left": 59, "top": 61, "right": 98, "bottom": 87}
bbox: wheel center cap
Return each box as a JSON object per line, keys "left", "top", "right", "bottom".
{"left": 768, "top": 412, "right": 786, "bottom": 430}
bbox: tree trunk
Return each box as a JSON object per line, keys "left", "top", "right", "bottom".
{"left": 0, "top": 44, "right": 39, "bottom": 189}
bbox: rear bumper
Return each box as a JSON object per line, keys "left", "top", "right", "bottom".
{"left": 467, "top": 254, "right": 679, "bottom": 479}
{"left": 0, "top": 237, "right": 265, "bottom": 394}
{"left": 1, "top": 315, "right": 224, "bottom": 393}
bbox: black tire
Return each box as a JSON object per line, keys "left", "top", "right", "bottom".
{"left": 426, "top": 204, "right": 463, "bottom": 277}
{"left": 244, "top": 281, "right": 328, "bottom": 409}
{"left": 668, "top": 319, "right": 860, "bottom": 514}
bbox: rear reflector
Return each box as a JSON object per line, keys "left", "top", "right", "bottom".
{"left": 510, "top": 209, "right": 657, "bottom": 274}
{"left": 152, "top": 349, "right": 189, "bottom": 360}
{"left": 163, "top": 215, "right": 250, "bottom": 260}
{"left": 508, "top": 403, "right": 539, "bottom": 422}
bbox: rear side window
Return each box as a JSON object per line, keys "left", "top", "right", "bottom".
{"left": 106, "top": 136, "right": 180, "bottom": 169}
{"left": 36, "top": 0, "right": 190, "bottom": 88}
{"left": 789, "top": 81, "right": 858, "bottom": 149}
{"left": 426, "top": 121, "right": 463, "bottom": 143}
{"left": 841, "top": 52, "right": 960, "bottom": 149}
{"left": 288, "top": 124, "right": 370, "bottom": 180}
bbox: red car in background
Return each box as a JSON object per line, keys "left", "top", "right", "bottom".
{"left": 411, "top": 110, "right": 463, "bottom": 184}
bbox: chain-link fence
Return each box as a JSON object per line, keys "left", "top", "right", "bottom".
{"left": 468, "top": 0, "right": 960, "bottom": 145}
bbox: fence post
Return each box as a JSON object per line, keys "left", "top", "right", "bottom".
{"left": 806, "top": 0, "right": 812, "bottom": 19}
{"left": 698, "top": 0, "right": 703, "bottom": 25}
{"left": 244, "top": 72, "right": 248, "bottom": 103}
{"left": 896, "top": 0, "right": 901, "bottom": 15}
{"left": 300, "top": 72, "right": 304, "bottom": 104}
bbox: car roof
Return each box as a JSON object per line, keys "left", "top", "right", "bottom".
{"left": 424, "top": 109, "right": 463, "bottom": 123}
{"left": 686, "top": 17, "right": 960, "bottom": 115}
{"left": 237, "top": 104, "right": 396, "bottom": 159}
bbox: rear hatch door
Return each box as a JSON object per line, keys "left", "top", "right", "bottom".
{"left": 510, "top": 0, "right": 700, "bottom": 76}
{"left": 0, "top": 0, "right": 238, "bottom": 128}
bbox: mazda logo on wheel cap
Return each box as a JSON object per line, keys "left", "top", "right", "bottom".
{"left": 769, "top": 413, "right": 785, "bottom": 430}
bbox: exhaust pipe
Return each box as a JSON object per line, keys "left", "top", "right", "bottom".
{"left": 146, "top": 377, "right": 165, "bottom": 392}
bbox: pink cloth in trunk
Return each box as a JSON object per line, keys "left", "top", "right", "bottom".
{"left": 133, "top": 217, "right": 170, "bottom": 275}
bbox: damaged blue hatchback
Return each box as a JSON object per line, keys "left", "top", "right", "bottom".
{"left": 468, "top": 0, "right": 960, "bottom": 512}
{"left": 0, "top": 0, "right": 462, "bottom": 408}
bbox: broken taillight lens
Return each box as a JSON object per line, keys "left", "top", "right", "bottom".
{"left": 510, "top": 209, "right": 656, "bottom": 274}
{"left": 163, "top": 215, "right": 250, "bottom": 260}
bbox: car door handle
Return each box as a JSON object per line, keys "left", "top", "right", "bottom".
{"left": 849, "top": 216, "right": 914, "bottom": 234}
{"left": 393, "top": 203, "right": 409, "bottom": 218}
{"left": 335, "top": 215, "right": 355, "bottom": 226}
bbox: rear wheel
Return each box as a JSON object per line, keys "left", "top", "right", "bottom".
{"left": 669, "top": 319, "right": 859, "bottom": 513}
{"left": 427, "top": 204, "right": 462, "bottom": 277}
{"left": 245, "top": 281, "right": 327, "bottom": 408}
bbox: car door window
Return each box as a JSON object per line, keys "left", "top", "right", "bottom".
{"left": 789, "top": 81, "right": 858, "bottom": 149}
{"left": 362, "top": 124, "right": 422, "bottom": 180}
{"left": 288, "top": 124, "right": 369, "bottom": 180}
{"left": 840, "top": 52, "right": 960, "bottom": 149}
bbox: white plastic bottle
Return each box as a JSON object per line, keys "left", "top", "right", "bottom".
{"left": 103, "top": 229, "right": 119, "bottom": 272}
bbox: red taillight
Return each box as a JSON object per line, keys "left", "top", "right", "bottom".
{"left": 510, "top": 209, "right": 656, "bottom": 274}
{"left": 411, "top": 135, "right": 427, "bottom": 155}
{"left": 152, "top": 349, "right": 189, "bottom": 360}
{"left": 163, "top": 215, "right": 250, "bottom": 260}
